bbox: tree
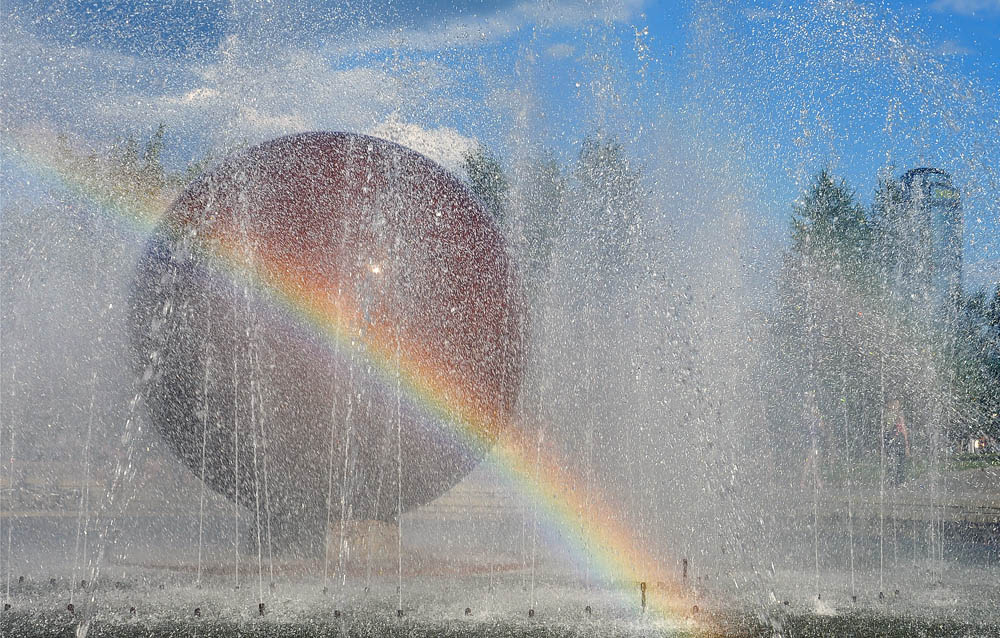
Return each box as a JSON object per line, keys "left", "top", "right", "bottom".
{"left": 776, "top": 170, "right": 885, "bottom": 464}
{"left": 954, "top": 285, "right": 1000, "bottom": 441}
{"left": 573, "top": 132, "right": 641, "bottom": 307}
{"left": 512, "top": 153, "right": 568, "bottom": 304}
{"left": 790, "top": 169, "right": 873, "bottom": 283}
{"left": 103, "top": 123, "right": 172, "bottom": 212}
{"left": 463, "top": 146, "right": 508, "bottom": 227}
{"left": 139, "top": 122, "right": 167, "bottom": 197}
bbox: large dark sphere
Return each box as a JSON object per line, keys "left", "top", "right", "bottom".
{"left": 129, "top": 132, "right": 524, "bottom": 553}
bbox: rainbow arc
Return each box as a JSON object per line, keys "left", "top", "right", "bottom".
{"left": 4, "top": 129, "right": 707, "bottom": 630}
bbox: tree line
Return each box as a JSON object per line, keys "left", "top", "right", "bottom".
{"left": 65, "top": 125, "right": 640, "bottom": 315}
{"left": 775, "top": 168, "right": 999, "bottom": 466}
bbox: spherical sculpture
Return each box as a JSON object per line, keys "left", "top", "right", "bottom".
{"left": 129, "top": 132, "right": 524, "bottom": 553}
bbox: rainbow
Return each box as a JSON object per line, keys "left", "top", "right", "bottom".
{"left": 2, "top": 128, "right": 709, "bottom": 632}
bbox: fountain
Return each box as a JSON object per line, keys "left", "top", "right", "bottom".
{"left": 1, "top": 1, "right": 998, "bottom": 637}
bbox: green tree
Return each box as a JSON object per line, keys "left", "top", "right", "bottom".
{"left": 514, "top": 153, "right": 568, "bottom": 303}
{"left": 463, "top": 146, "right": 508, "bottom": 226}
{"left": 790, "top": 169, "right": 873, "bottom": 283}
{"left": 954, "top": 285, "right": 1000, "bottom": 441}
{"left": 777, "top": 170, "right": 885, "bottom": 464}
{"left": 573, "top": 132, "right": 641, "bottom": 306}
{"left": 139, "top": 122, "right": 167, "bottom": 197}
{"left": 105, "top": 124, "right": 170, "bottom": 206}
{"left": 110, "top": 135, "right": 141, "bottom": 187}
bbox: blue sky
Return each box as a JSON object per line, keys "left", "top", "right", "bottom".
{"left": 2, "top": 0, "right": 998, "bottom": 288}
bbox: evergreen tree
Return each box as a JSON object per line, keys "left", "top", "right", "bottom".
{"left": 515, "top": 154, "right": 568, "bottom": 304}
{"left": 139, "top": 123, "right": 167, "bottom": 197}
{"left": 790, "top": 169, "right": 873, "bottom": 282}
{"left": 106, "top": 124, "right": 170, "bottom": 207}
{"left": 777, "top": 169, "right": 883, "bottom": 462}
{"left": 463, "top": 146, "right": 508, "bottom": 226}
{"left": 954, "top": 285, "right": 1000, "bottom": 441}
{"left": 559, "top": 133, "right": 645, "bottom": 479}
{"left": 573, "top": 132, "right": 641, "bottom": 306}
{"left": 111, "top": 135, "right": 141, "bottom": 187}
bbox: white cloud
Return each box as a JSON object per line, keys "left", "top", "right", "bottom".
{"left": 369, "top": 115, "right": 478, "bottom": 175}
{"left": 0, "top": 21, "right": 174, "bottom": 139}
{"left": 140, "top": 45, "right": 409, "bottom": 148}
{"left": 1, "top": 18, "right": 477, "bottom": 164}
{"left": 930, "top": 0, "right": 1000, "bottom": 15}
{"left": 520, "top": 0, "right": 645, "bottom": 26}
{"left": 167, "top": 87, "right": 222, "bottom": 105}
{"left": 746, "top": 8, "right": 781, "bottom": 22}
{"left": 545, "top": 43, "right": 575, "bottom": 59}
{"left": 1, "top": 0, "right": 646, "bottom": 174}
{"left": 933, "top": 39, "right": 974, "bottom": 56}
{"left": 324, "top": 0, "right": 647, "bottom": 55}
